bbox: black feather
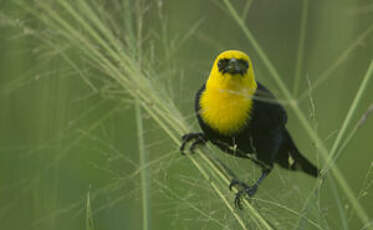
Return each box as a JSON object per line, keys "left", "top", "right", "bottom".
{"left": 194, "top": 82, "right": 319, "bottom": 177}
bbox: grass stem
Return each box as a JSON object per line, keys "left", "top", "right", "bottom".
{"left": 325, "top": 61, "right": 373, "bottom": 173}
{"left": 293, "top": 0, "right": 309, "bottom": 96}
{"left": 135, "top": 99, "right": 151, "bottom": 230}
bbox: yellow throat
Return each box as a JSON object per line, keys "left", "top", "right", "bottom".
{"left": 199, "top": 50, "right": 257, "bottom": 135}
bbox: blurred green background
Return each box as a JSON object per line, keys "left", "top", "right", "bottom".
{"left": 0, "top": 0, "right": 372, "bottom": 229}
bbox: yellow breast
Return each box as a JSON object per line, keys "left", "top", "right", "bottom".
{"left": 199, "top": 87, "right": 253, "bottom": 135}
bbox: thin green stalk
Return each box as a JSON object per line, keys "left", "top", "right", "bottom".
{"left": 295, "top": 181, "right": 323, "bottom": 230}
{"left": 298, "top": 25, "right": 373, "bottom": 102}
{"left": 253, "top": 198, "right": 323, "bottom": 230}
{"left": 135, "top": 0, "right": 144, "bottom": 63}
{"left": 328, "top": 176, "right": 349, "bottom": 230}
{"left": 222, "top": 0, "right": 372, "bottom": 228}
{"left": 325, "top": 61, "right": 373, "bottom": 173}
{"left": 292, "top": 97, "right": 371, "bottom": 229}
{"left": 135, "top": 99, "right": 150, "bottom": 230}
{"left": 86, "top": 188, "right": 95, "bottom": 230}
{"left": 293, "top": 0, "right": 309, "bottom": 96}
{"left": 154, "top": 180, "right": 227, "bottom": 228}
{"left": 58, "top": 0, "right": 129, "bottom": 65}
{"left": 241, "top": 0, "right": 253, "bottom": 21}
{"left": 212, "top": 182, "right": 250, "bottom": 230}
{"left": 124, "top": 0, "right": 136, "bottom": 53}
{"left": 68, "top": 0, "right": 189, "bottom": 136}
{"left": 334, "top": 104, "right": 373, "bottom": 161}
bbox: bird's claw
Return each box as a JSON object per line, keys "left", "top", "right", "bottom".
{"left": 229, "top": 178, "right": 245, "bottom": 191}
{"left": 229, "top": 179, "right": 258, "bottom": 209}
{"left": 234, "top": 191, "right": 244, "bottom": 209}
{"left": 180, "top": 133, "right": 206, "bottom": 155}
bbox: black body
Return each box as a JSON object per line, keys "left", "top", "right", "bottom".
{"left": 195, "top": 82, "right": 319, "bottom": 177}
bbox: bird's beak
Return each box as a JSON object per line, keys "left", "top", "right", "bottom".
{"left": 224, "top": 58, "right": 246, "bottom": 75}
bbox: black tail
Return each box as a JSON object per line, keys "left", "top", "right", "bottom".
{"left": 277, "top": 129, "right": 320, "bottom": 178}
{"left": 290, "top": 147, "right": 320, "bottom": 177}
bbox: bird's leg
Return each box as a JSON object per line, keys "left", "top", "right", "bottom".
{"left": 180, "top": 132, "right": 207, "bottom": 155}
{"left": 229, "top": 168, "right": 271, "bottom": 209}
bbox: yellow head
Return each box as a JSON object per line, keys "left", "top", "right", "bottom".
{"left": 200, "top": 50, "right": 257, "bottom": 135}
{"left": 206, "top": 50, "right": 257, "bottom": 93}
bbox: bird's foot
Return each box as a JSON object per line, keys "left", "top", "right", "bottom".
{"left": 229, "top": 178, "right": 258, "bottom": 209}
{"left": 180, "top": 132, "right": 206, "bottom": 155}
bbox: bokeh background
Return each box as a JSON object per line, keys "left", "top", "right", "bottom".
{"left": 0, "top": 0, "right": 372, "bottom": 229}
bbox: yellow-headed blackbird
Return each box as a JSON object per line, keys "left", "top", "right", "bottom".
{"left": 180, "top": 50, "right": 319, "bottom": 208}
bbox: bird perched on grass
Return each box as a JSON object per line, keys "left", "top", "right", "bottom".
{"left": 180, "top": 50, "right": 319, "bottom": 208}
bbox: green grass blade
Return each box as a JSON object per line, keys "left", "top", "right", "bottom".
{"left": 334, "top": 104, "right": 373, "bottom": 161}
{"left": 293, "top": 0, "right": 309, "bottom": 96}
{"left": 298, "top": 25, "right": 373, "bottom": 102}
{"left": 86, "top": 188, "right": 95, "bottom": 230}
{"left": 328, "top": 177, "right": 349, "bottom": 230}
{"left": 135, "top": 99, "right": 151, "bottom": 230}
{"left": 325, "top": 61, "right": 373, "bottom": 172}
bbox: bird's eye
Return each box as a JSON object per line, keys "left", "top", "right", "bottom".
{"left": 217, "top": 59, "right": 228, "bottom": 72}
{"left": 239, "top": 59, "right": 249, "bottom": 69}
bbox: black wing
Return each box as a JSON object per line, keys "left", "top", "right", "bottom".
{"left": 194, "top": 84, "right": 205, "bottom": 118}
{"left": 251, "top": 82, "right": 287, "bottom": 131}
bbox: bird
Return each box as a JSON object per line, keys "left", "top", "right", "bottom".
{"left": 180, "top": 50, "right": 319, "bottom": 208}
